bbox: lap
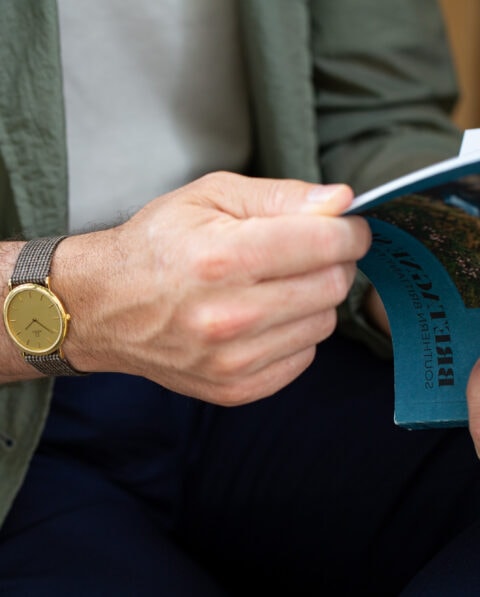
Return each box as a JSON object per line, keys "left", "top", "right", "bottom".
{"left": 401, "top": 519, "right": 480, "bottom": 596}
{"left": 0, "top": 488, "right": 226, "bottom": 596}
{"left": 0, "top": 376, "right": 226, "bottom": 596}
{"left": 1, "top": 333, "right": 480, "bottom": 595}
{"left": 177, "top": 333, "right": 480, "bottom": 594}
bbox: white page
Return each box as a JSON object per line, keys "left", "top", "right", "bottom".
{"left": 459, "top": 128, "right": 480, "bottom": 156}
{"left": 345, "top": 129, "right": 480, "bottom": 214}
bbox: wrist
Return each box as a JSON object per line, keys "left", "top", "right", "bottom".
{"left": 3, "top": 237, "right": 88, "bottom": 377}
{"left": 0, "top": 241, "right": 45, "bottom": 382}
{"left": 50, "top": 228, "right": 119, "bottom": 374}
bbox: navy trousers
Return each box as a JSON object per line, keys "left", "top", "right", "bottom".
{"left": 1, "top": 332, "right": 480, "bottom": 596}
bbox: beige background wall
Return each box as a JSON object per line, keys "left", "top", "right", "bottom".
{"left": 440, "top": 0, "right": 480, "bottom": 129}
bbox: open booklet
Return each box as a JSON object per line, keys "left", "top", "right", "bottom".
{"left": 344, "top": 129, "right": 480, "bottom": 429}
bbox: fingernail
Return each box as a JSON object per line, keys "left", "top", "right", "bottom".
{"left": 306, "top": 184, "right": 346, "bottom": 204}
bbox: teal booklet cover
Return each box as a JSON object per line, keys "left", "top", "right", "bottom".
{"left": 345, "top": 129, "right": 480, "bottom": 429}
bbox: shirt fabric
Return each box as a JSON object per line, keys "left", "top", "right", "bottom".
{"left": 57, "top": 0, "right": 251, "bottom": 232}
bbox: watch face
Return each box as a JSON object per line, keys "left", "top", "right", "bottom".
{"left": 3, "top": 283, "right": 68, "bottom": 355}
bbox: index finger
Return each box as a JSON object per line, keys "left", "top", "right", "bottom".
{"left": 210, "top": 212, "right": 371, "bottom": 283}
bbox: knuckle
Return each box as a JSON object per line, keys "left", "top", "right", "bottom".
{"left": 322, "top": 308, "right": 338, "bottom": 338}
{"left": 291, "top": 347, "right": 317, "bottom": 375}
{"left": 330, "top": 216, "right": 372, "bottom": 260}
{"left": 197, "top": 170, "right": 242, "bottom": 198}
{"left": 199, "top": 170, "right": 231, "bottom": 186}
{"left": 264, "top": 179, "right": 288, "bottom": 214}
{"left": 314, "top": 224, "right": 338, "bottom": 258}
{"left": 359, "top": 216, "right": 373, "bottom": 254}
{"left": 311, "top": 309, "right": 337, "bottom": 341}
{"left": 212, "top": 350, "right": 253, "bottom": 380}
{"left": 215, "top": 382, "right": 253, "bottom": 406}
{"left": 349, "top": 215, "right": 372, "bottom": 257}
{"left": 189, "top": 304, "right": 249, "bottom": 343}
{"left": 193, "top": 247, "right": 234, "bottom": 283}
{"left": 325, "top": 264, "right": 354, "bottom": 304}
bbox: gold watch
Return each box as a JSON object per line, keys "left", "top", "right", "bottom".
{"left": 3, "top": 236, "right": 83, "bottom": 376}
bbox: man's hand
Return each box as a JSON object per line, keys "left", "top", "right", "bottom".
{"left": 52, "top": 172, "right": 371, "bottom": 405}
{"left": 467, "top": 358, "right": 480, "bottom": 457}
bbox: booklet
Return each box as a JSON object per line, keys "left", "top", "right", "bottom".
{"left": 344, "top": 129, "right": 480, "bottom": 429}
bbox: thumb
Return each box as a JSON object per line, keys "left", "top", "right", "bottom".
{"left": 467, "top": 357, "right": 480, "bottom": 458}
{"left": 197, "top": 172, "right": 353, "bottom": 218}
{"left": 300, "top": 184, "right": 354, "bottom": 216}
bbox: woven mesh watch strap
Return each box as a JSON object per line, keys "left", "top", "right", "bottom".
{"left": 25, "top": 353, "right": 83, "bottom": 376}
{"left": 11, "top": 236, "right": 67, "bottom": 285}
{"left": 11, "top": 236, "right": 85, "bottom": 377}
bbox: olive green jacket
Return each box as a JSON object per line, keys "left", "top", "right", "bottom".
{"left": 0, "top": 0, "right": 460, "bottom": 527}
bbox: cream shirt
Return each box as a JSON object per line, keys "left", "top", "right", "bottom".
{"left": 57, "top": 0, "right": 251, "bottom": 232}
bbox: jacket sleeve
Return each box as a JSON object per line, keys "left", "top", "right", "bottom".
{"left": 310, "top": 0, "right": 463, "bottom": 356}
{"left": 311, "top": 0, "right": 462, "bottom": 192}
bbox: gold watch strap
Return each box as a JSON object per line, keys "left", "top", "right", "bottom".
{"left": 12, "top": 236, "right": 85, "bottom": 377}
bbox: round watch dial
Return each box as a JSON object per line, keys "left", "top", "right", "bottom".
{"left": 3, "top": 283, "right": 68, "bottom": 355}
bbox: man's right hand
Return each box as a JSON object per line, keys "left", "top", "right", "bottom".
{"left": 4, "top": 172, "right": 372, "bottom": 405}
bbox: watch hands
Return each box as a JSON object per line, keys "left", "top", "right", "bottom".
{"left": 26, "top": 318, "right": 55, "bottom": 334}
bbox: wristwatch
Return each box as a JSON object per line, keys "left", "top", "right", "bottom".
{"left": 3, "top": 236, "right": 83, "bottom": 376}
